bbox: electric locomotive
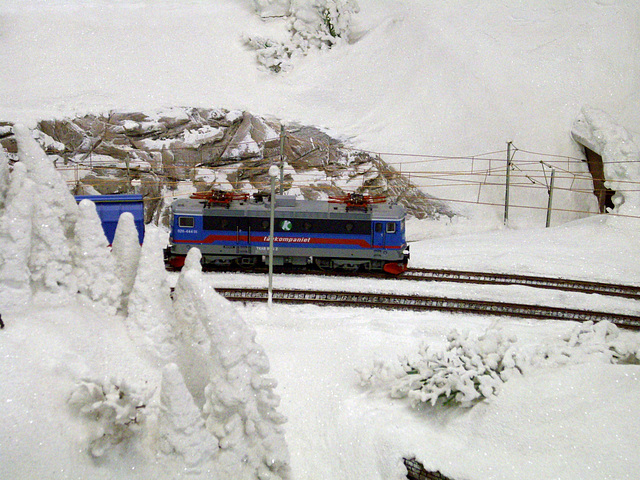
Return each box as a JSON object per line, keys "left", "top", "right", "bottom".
{"left": 165, "top": 191, "right": 410, "bottom": 274}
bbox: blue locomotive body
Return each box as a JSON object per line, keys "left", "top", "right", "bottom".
{"left": 165, "top": 192, "right": 409, "bottom": 274}
{"left": 75, "top": 194, "right": 145, "bottom": 245}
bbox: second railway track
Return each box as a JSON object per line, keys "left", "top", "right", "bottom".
{"left": 204, "top": 265, "right": 640, "bottom": 300}
{"left": 400, "top": 268, "right": 640, "bottom": 300}
{"left": 217, "top": 287, "right": 640, "bottom": 331}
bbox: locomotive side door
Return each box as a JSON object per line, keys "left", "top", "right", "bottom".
{"left": 373, "top": 222, "right": 385, "bottom": 248}
{"left": 237, "top": 217, "right": 250, "bottom": 254}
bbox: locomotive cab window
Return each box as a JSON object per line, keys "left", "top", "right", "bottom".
{"left": 375, "top": 223, "right": 383, "bottom": 233}
{"left": 386, "top": 222, "right": 396, "bottom": 234}
{"left": 178, "top": 216, "right": 195, "bottom": 228}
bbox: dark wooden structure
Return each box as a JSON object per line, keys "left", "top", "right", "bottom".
{"left": 582, "top": 145, "right": 615, "bottom": 213}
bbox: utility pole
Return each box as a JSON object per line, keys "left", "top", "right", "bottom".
{"left": 504, "top": 141, "right": 513, "bottom": 225}
{"left": 546, "top": 168, "right": 555, "bottom": 228}
{"left": 268, "top": 165, "right": 279, "bottom": 306}
{"left": 279, "top": 124, "right": 285, "bottom": 195}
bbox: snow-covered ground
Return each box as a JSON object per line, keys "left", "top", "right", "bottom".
{"left": 2, "top": 1, "right": 640, "bottom": 479}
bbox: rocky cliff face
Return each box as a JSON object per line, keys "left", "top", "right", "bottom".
{"left": 1, "top": 107, "right": 455, "bottom": 224}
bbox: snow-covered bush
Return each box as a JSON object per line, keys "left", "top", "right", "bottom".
{"left": 244, "top": 0, "right": 360, "bottom": 72}
{"left": 359, "top": 329, "right": 521, "bottom": 408}
{"left": 68, "top": 377, "right": 152, "bottom": 458}
{"left": 359, "top": 321, "right": 640, "bottom": 409}
{"left": 531, "top": 320, "right": 640, "bottom": 367}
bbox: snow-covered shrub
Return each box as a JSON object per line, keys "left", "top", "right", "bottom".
{"left": 252, "top": 0, "right": 290, "bottom": 18}
{"left": 72, "top": 199, "right": 122, "bottom": 314}
{"left": 244, "top": 0, "right": 360, "bottom": 72}
{"left": 359, "top": 321, "right": 640, "bottom": 410}
{"left": 68, "top": 377, "right": 151, "bottom": 458}
{"left": 359, "top": 329, "right": 521, "bottom": 408}
{"left": 531, "top": 320, "right": 640, "bottom": 367}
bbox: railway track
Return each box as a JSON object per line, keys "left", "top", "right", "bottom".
{"left": 216, "top": 287, "right": 640, "bottom": 330}
{"left": 203, "top": 265, "right": 640, "bottom": 300}
{"left": 400, "top": 268, "right": 640, "bottom": 300}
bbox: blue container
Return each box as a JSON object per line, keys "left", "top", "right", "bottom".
{"left": 75, "top": 194, "right": 145, "bottom": 245}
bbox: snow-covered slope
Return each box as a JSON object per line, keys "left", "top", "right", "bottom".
{"left": 1, "top": 0, "right": 638, "bottom": 225}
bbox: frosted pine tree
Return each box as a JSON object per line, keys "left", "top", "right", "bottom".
{"left": 13, "top": 125, "right": 78, "bottom": 298}
{"left": 171, "top": 249, "right": 215, "bottom": 407}
{"left": 0, "top": 145, "right": 9, "bottom": 209}
{"left": 158, "top": 363, "right": 217, "bottom": 468}
{"left": 111, "top": 211, "right": 141, "bottom": 313}
{"left": 126, "top": 225, "right": 176, "bottom": 363}
{"left": 0, "top": 162, "right": 36, "bottom": 309}
{"left": 172, "top": 248, "right": 291, "bottom": 480}
{"left": 72, "top": 199, "right": 122, "bottom": 314}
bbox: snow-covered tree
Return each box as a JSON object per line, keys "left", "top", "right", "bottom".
{"left": 72, "top": 199, "right": 123, "bottom": 314}
{"left": 0, "top": 162, "right": 35, "bottom": 309}
{"left": 158, "top": 363, "right": 217, "bottom": 468}
{"left": 0, "top": 145, "right": 9, "bottom": 209}
{"left": 126, "top": 226, "right": 176, "bottom": 363}
{"left": 172, "top": 248, "right": 291, "bottom": 480}
{"left": 13, "top": 125, "right": 78, "bottom": 299}
{"left": 171, "top": 249, "right": 215, "bottom": 407}
{"left": 111, "top": 211, "right": 142, "bottom": 313}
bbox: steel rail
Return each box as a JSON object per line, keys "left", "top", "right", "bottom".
{"left": 200, "top": 265, "right": 640, "bottom": 300}
{"left": 216, "top": 287, "right": 640, "bottom": 330}
{"left": 400, "top": 268, "right": 640, "bottom": 300}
